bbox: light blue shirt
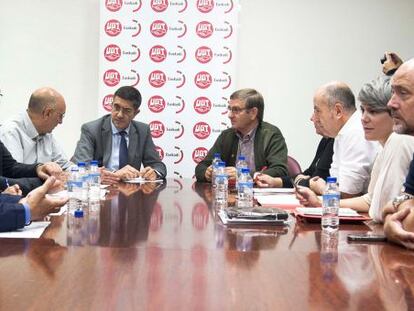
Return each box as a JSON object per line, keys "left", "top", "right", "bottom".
{"left": 23, "top": 203, "right": 31, "bottom": 225}
{"left": 108, "top": 121, "right": 131, "bottom": 171}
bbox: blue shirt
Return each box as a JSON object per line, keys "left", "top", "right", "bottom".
{"left": 108, "top": 121, "right": 131, "bottom": 171}
{"left": 23, "top": 203, "right": 31, "bottom": 225}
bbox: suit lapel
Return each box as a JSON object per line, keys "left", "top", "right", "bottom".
{"left": 128, "top": 122, "right": 139, "bottom": 166}
{"left": 102, "top": 116, "right": 113, "bottom": 167}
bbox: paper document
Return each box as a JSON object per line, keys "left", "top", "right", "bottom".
{"left": 123, "top": 177, "right": 163, "bottom": 184}
{"left": 253, "top": 188, "right": 294, "bottom": 194}
{"left": 0, "top": 221, "right": 50, "bottom": 239}
{"left": 256, "top": 194, "right": 300, "bottom": 206}
{"left": 296, "top": 207, "right": 361, "bottom": 217}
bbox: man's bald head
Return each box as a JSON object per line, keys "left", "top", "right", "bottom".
{"left": 388, "top": 58, "right": 414, "bottom": 135}
{"left": 316, "top": 81, "right": 356, "bottom": 113}
{"left": 28, "top": 87, "right": 64, "bottom": 114}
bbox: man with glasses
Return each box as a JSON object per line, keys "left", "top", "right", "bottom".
{"left": 73, "top": 86, "right": 166, "bottom": 184}
{"left": 0, "top": 87, "right": 72, "bottom": 171}
{"left": 195, "top": 88, "right": 288, "bottom": 182}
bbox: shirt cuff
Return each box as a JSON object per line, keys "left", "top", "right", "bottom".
{"left": 22, "top": 203, "right": 31, "bottom": 226}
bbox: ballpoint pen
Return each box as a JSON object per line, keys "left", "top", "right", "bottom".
{"left": 5, "top": 178, "right": 10, "bottom": 188}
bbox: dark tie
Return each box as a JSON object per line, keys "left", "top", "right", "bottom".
{"left": 119, "top": 131, "right": 128, "bottom": 169}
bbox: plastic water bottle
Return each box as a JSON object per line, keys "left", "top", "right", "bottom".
{"left": 321, "top": 177, "right": 340, "bottom": 232}
{"left": 235, "top": 155, "right": 248, "bottom": 187}
{"left": 88, "top": 160, "right": 101, "bottom": 208}
{"left": 211, "top": 153, "right": 222, "bottom": 186}
{"left": 214, "top": 161, "right": 228, "bottom": 209}
{"left": 77, "top": 162, "right": 89, "bottom": 209}
{"left": 237, "top": 167, "right": 254, "bottom": 209}
{"left": 67, "top": 166, "right": 82, "bottom": 214}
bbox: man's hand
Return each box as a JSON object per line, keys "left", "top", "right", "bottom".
{"left": 384, "top": 208, "right": 414, "bottom": 249}
{"left": 204, "top": 166, "right": 213, "bottom": 182}
{"left": 295, "top": 186, "right": 321, "bottom": 207}
{"left": 255, "top": 174, "right": 281, "bottom": 188}
{"left": 36, "top": 162, "right": 63, "bottom": 180}
{"left": 140, "top": 166, "right": 157, "bottom": 180}
{"left": 294, "top": 174, "right": 310, "bottom": 184}
{"left": 2, "top": 184, "right": 22, "bottom": 196}
{"left": 309, "top": 176, "right": 326, "bottom": 195}
{"left": 225, "top": 166, "right": 237, "bottom": 181}
{"left": 101, "top": 169, "right": 121, "bottom": 185}
{"left": 19, "top": 176, "right": 68, "bottom": 221}
{"left": 115, "top": 165, "right": 140, "bottom": 180}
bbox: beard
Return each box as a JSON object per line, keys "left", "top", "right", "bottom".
{"left": 393, "top": 120, "right": 414, "bottom": 136}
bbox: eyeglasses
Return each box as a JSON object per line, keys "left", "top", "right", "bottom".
{"left": 227, "top": 105, "right": 250, "bottom": 114}
{"left": 53, "top": 110, "right": 65, "bottom": 121}
{"left": 112, "top": 103, "right": 135, "bottom": 116}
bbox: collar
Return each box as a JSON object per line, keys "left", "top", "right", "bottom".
{"left": 23, "top": 111, "right": 41, "bottom": 140}
{"left": 236, "top": 124, "right": 258, "bottom": 141}
{"left": 111, "top": 120, "right": 131, "bottom": 135}
{"left": 337, "top": 110, "right": 359, "bottom": 138}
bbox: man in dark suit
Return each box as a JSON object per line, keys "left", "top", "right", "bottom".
{"left": 72, "top": 86, "right": 166, "bottom": 184}
{"left": 0, "top": 140, "right": 63, "bottom": 195}
{"left": 0, "top": 176, "right": 67, "bottom": 232}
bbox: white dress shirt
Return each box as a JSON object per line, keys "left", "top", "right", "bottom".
{"left": 0, "top": 111, "right": 72, "bottom": 170}
{"left": 362, "top": 133, "right": 414, "bottom": 222}
{"left": 330, "top": 111, "right": 379, "bottom": 194}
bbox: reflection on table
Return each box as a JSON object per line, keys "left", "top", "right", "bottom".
{"left": 0, "top": 179, "right": 413, "bottom": 310}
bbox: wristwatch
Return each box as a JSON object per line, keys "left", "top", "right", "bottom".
{"left": 392, "top": 193, "right": 414, "bottom": 209}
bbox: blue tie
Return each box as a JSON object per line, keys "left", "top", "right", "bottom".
{"left": 119, "top": 131, "right": 128, "bottom": 169}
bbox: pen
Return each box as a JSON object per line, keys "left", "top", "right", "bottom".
{"left": 5, "top": 178, "right": 10, "bottom": 188}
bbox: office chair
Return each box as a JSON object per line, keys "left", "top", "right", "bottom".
{"left": 287, "top": 155, "right": 302, "bottom": 177}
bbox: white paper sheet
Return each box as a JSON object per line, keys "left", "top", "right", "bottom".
{"left": 296, "top": 207, "right": 360, "bottom": 217}
{"left": 256, "top": 194, "right": 300, "bottom": 206}
{"left": 123, "top": 177, "right": 163, "bottom": 184}
{"left": 253, "top": 188, "right": 294, "bottom": 194}
{"left": 0, "top": 221, "right": 50, "bottom": 239}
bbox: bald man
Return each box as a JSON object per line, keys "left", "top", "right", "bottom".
{"left": 300, "top": 81, "right": 378, "bottom": 197}
{"left": 0, "top": 87, "right": 72, "bottom": 170}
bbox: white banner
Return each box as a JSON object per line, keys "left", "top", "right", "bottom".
{"left": 99, "top": 0, "right": 239, "bottom": 178}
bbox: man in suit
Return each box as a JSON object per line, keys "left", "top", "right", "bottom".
{"left": 0, "top": 140, "right": 63, "bottom": 196}
{"left": 0, "top": 176, "right": 67, "bottom": 232}
{"left": 72, "top": 86, "right": 166, "bottom": 184}
{"left": 195, "top": 88, "right": 288, "bottom": 182}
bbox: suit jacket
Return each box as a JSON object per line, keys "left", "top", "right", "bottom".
{"left": 281, "top": 137, "right": 334, "bottom": 188}
{"left": 72, "top": 115, "right": 167, "bottom": 178}
{"left": 0, "top": 194, "right": 25, "bottom": 232}
{"left": 195, "top": 121, "right": 288, "bottom": 181}
{"left": 0, "top": 141, "right": 42, "bottom": 195}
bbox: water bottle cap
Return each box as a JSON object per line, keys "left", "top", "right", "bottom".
{"left": 90, "top": 160, "right": 98, "bottom": 166}
{"left": 74, "top": 209, "right": 84, "bottom": 218}
{"left": 78, "top": 162, "right": 86, "bottom": 167}
{"left": 238, "top": 155, "right": 246, "bottom": 161}
{"left": 214, "top": 153, "right": 221, "bottom": 158}
{"left": 241, "top": 167, "right": 250, "bottom": 174}
{"left": 327, "top": 177, "right": 337, "bottom": 183}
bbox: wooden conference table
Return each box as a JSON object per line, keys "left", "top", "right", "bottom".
{"left": 1, "top": 179, "right": 414, "bottom": 311}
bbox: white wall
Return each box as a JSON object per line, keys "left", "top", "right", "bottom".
{"left": 1, "top": 0, "right": 414, "bottom": 168}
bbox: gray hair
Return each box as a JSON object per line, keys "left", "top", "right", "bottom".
{"left": 230, "top": 88, "right": 264, "bottom": 122}
{"left": 324, "top": 82, "right": 356, "bottom": 112}
{"left": 358, "top": 76, "right": 391, "bottom": 112}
